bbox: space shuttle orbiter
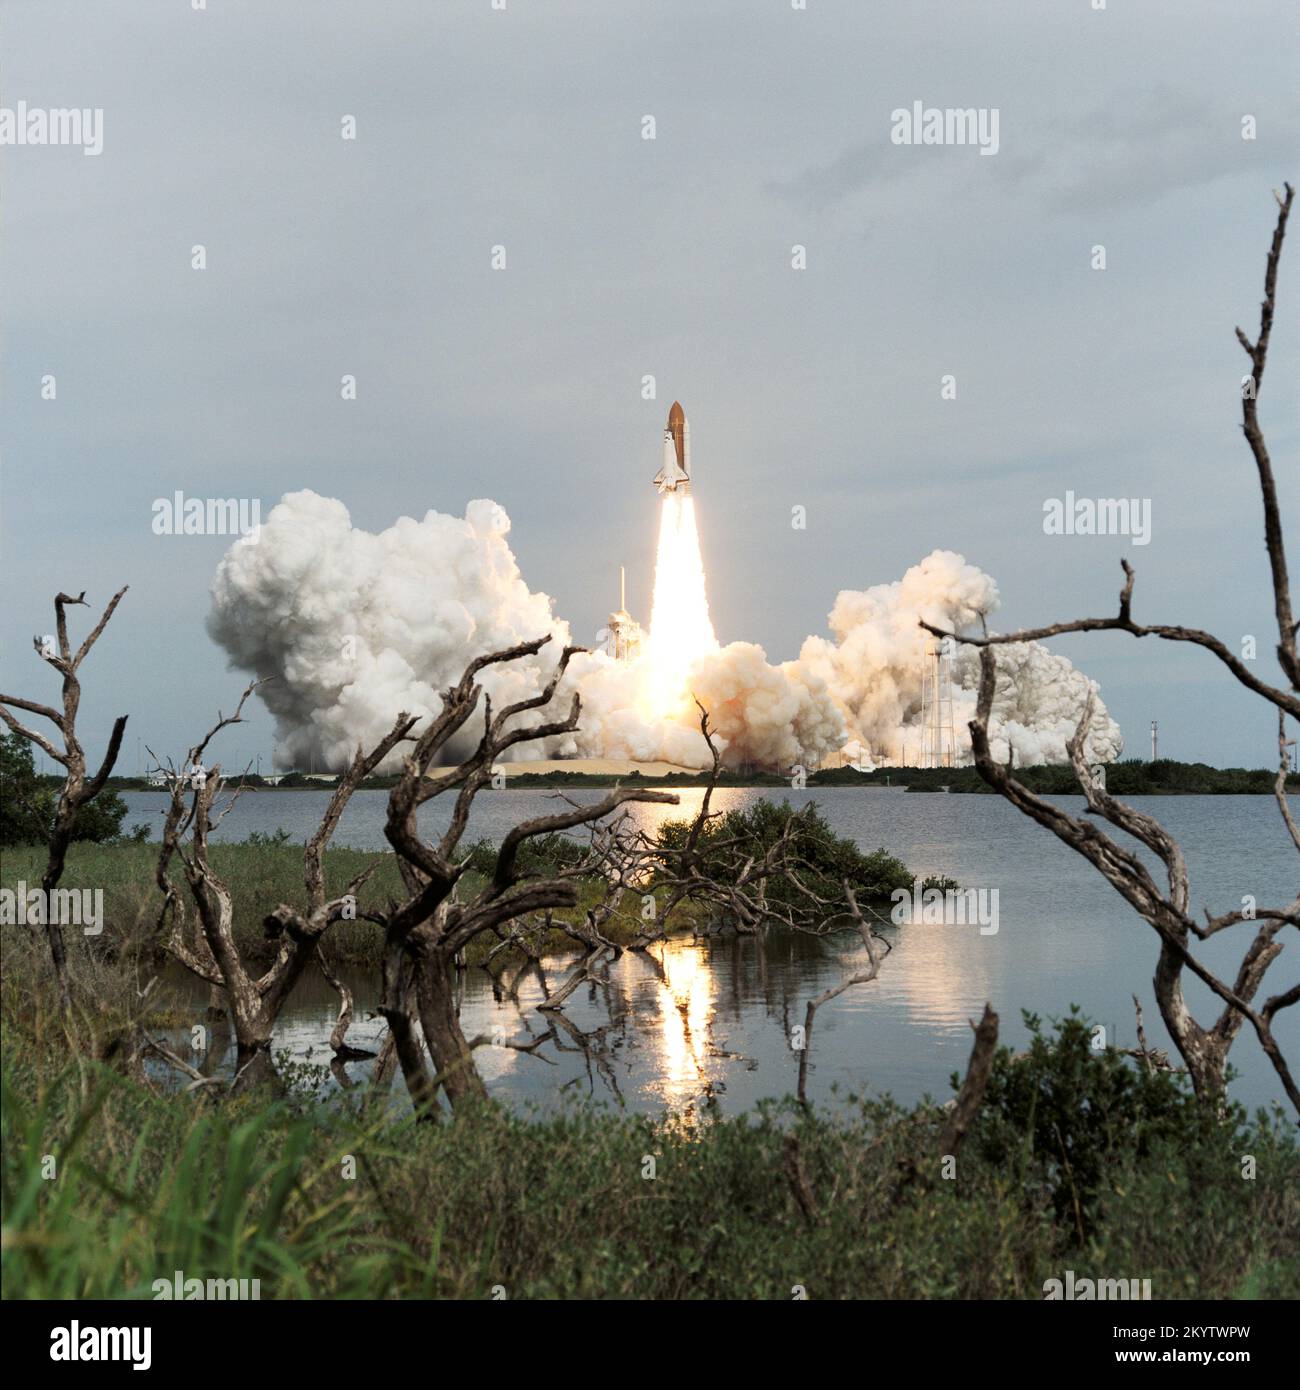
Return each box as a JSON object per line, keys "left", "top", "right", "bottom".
{"left": 653, "top": 400, "right": 691, "bottom": 495}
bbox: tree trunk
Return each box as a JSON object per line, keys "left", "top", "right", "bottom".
{"left": 415, "top": 945, "right": 488, "bottom": 1109}
{"left": 231, "top": 1043, "right": 280, "bottom": 1095}
{"left": 1153, "top": 942, "right": 1227, "bottom": 1103}
{"left": 42, "top": 816, "right": 76, "bottom": 1014}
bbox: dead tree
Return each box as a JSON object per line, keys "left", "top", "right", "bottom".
{"left": 374, "top": 635, "right": 678, "bottom": 1114}
{"left": 922, "top": 185, "right": 1298, "bottom": 1112}
{"left": 1, "top": 586, "right": 129, "bottom": 1013}
{"left": 154, "top": 685, "right": 415, "bottom": 1090}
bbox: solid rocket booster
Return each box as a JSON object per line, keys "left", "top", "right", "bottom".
{"left": 653, "top": 400, "right": 691, "bottom": 495}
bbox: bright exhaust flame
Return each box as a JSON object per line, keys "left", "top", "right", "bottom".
{"left": 641, "top": 494, "right": 718, "bottom": 722}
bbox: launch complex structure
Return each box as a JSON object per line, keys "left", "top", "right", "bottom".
{"left": 605, "top": 566, "right": 643, "bottom": 663}
{"left": 917, "top": 642, "right": 959, "bottom": 769}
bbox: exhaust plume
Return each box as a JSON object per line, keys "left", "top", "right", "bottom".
{"left": 207, "top": 496, "right": 1120, "bottom": 773}
{"left": 798, "top": 549, "right": 1122, "bottom": 766}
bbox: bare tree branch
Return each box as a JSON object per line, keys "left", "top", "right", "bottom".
{"left": 911, "top": 190, "right": 1298, "bottom": 1114}
{"left": 1, "top": 585, "right": 129, "bottom": 1014}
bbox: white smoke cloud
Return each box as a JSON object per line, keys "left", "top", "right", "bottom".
{"left": 207, "top": 497, "right": 1120, "bottom": 773}
{"left": 798, "top": 549, "right": 1122, "bottom": 767}
{"left": 556, "top": 651, "right": 717, "bottom": 767}
{"left": 688, "top": 645, "right": 845, "bottom": 771}
{"left": 207, "top": 491, "right": 572, "bottom": 769}
{"left": 952, "top": 642, "right": 1124, "bottom": 767}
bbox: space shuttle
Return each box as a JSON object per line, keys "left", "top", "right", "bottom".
{"left": 653, "top": 400, "right": 691, "bottom": 495}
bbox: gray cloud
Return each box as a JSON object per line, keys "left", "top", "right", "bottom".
{"left": 776, "top": 85, "right": 1297, "bottom": 213}
{"left": 1, "top": 0, "right": 1296, "bottom": 770}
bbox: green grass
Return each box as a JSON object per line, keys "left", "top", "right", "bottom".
{"left": 0, "top": 840, "right": 696, "bottom": 969}
{"left": 4, "top": 1034, "right": 1296, "bottom": 1300}
{"left": 6, "top": 834, "right": 1296, "bottom": 1301}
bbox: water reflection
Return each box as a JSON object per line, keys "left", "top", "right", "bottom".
{"left": 878, "top": 919, "right": 998, "bottom": 1030}
{"left": 160, "top": 926, "right": 891, "bottom": 1115}
{"left": 136, "top": 789, "right": 1298, "bottom": 1112}
{"left": 641, "top": 942, "right": 714, "bottom": 1104}
{"left": 628, "top": 787, "right": 712, "bottom": 843}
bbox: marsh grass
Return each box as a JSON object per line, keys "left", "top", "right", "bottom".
{"left": 0, "top": 840, "right": 669, "bottom": 970}
{"left": 3, "top": 932, "right": 1296, "bottom": 1301}
{"left": 5, "top": 1050, "right": 1296, "bottom": 1300}
{"left": 5, "top": 839, "right": 1296, "bottom": 1301}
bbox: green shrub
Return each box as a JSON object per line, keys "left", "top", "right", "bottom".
{"left": 973, "top": 1009, "right": 1222, "bottom": 1236}
{"left": 656, "top": 798, "right": 916, "bottom": 905}
{"left": 0, "top": 730, "right": 145, "bottom": 848}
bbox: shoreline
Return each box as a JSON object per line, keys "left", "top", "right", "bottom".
{"left": 101, "top": 773, "right": 1300, "bottom": 795}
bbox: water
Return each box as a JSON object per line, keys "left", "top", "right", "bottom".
{"left": 126, "top": 787, "right": 1299, "bottom": 1115}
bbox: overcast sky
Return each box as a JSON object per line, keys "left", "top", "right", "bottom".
{"left": 2, "top": 0, "right": 1297, "bottom": 771}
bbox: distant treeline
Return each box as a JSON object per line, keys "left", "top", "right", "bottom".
{"left": 816, "top": 759, "right": 1300, "bottom": 796}
{"left": 87, "top": 757, "right": 1299, "bottom": 795}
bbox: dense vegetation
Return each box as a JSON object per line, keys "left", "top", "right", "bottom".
{"left": 3, "top": 957, "right": 1294, "bottom": 1299}
{"left": 655, "top": 799, "right": 937, "bottom": 906}
{"left": 0, "top": 730, "right": 142, "bottom": 849}
{"left": 0, "top": 802, "right": 934, "bottom": 967}
{"left": 815, "top": 759, "right": 1300, "bottom": 795}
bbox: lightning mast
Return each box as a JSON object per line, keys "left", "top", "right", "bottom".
{"left": 918, "top": 641, "right": 957, "bottom": 768}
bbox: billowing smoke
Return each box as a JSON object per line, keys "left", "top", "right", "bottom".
{"left": 207, "top": 491, "right": 573, "bottom": 769}
{"left": 798, "top": 549, "right": 1122, "bottom": 767}
{"left": 689, "top": 646, "right": 846, "bottom": 771}
{"left": 561, "top": 644, "right": 843, "bottom": 770}
{"left": 208, "top": 495, "right": 1120, "bottom": 773}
